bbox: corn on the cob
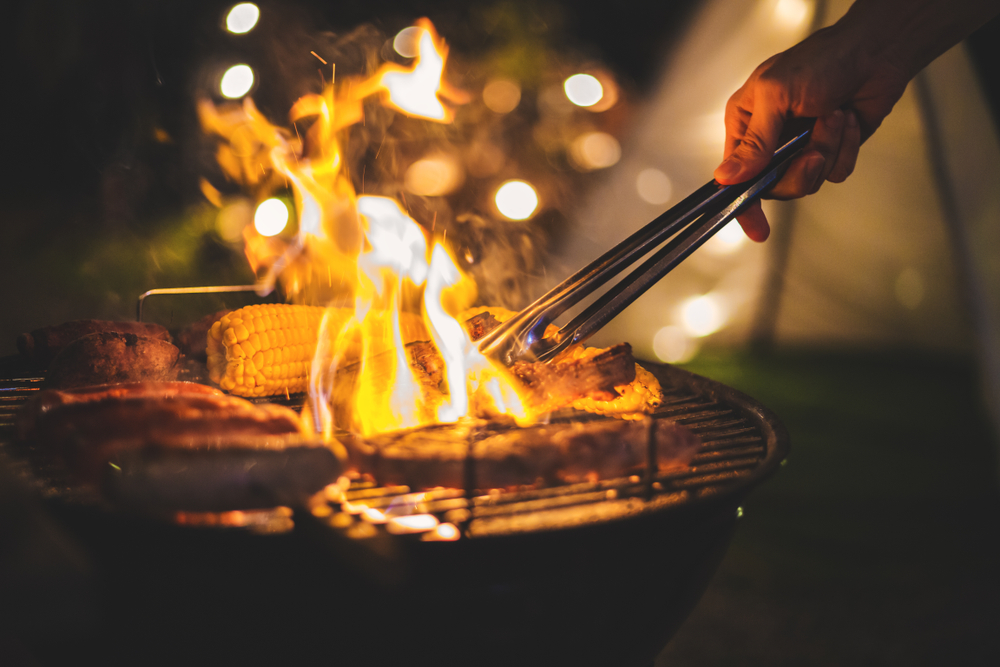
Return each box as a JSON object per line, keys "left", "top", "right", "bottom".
{"left": 206, "top": 304, "right": 432, "bottom": 397}
{"left": 207, "top": 304, "right": 328, "bottom": 397}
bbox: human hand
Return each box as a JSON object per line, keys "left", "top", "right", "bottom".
{"left": 714, "top": 23, "right": 909, "bottom": 241}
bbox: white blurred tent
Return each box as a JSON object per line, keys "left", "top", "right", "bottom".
{"left": 556, "top": 0, "right": 1000, "bottom": 433}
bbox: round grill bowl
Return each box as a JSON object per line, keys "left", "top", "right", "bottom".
{"left": 3, "top": 362, "right": 788, "bottom": 667}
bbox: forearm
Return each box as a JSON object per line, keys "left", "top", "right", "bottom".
{"left": 836, "top": 0, "right": 1000, "bottom": 80}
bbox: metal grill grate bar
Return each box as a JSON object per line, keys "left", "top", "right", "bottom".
{"left": 0, "top": 361, "right": 780, "bottom": 537}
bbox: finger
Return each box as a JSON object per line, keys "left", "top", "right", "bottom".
{"left": 767, "top": 150, "right": 826, "bottom": 200}
{"left": 769, "top": 111, "right": 843, "bottom": 198}
{"left": 715, "top": 88, "right": 785, "bottom": 184}
{"left": 827, "top": 109, "right": 861, "bottom": 183}
{"left": 722, "top": 90, "right": 751, "bottom": 161}
{"left": 809, "top": 110, "right": 846, "bottom": 189}
{"left": 737, "top": 201, "right": 770, "bottom": 242}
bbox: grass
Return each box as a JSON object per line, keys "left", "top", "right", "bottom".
{"left": 657, "top": 350, "right": 1000, "bottom": 666}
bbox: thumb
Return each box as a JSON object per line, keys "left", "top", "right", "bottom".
{"left": 715, "top": 106, "right": 784, "bottom": 185}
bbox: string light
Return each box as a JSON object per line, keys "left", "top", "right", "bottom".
{"left": 393, "top": 26, "right": 422, "bottom": 58}
{"left": 225, "top": 3, "right": 260, "bottom": 34}
{"left": 220, "top": 64, "right": 254, "bottom": 98}
{"left": 774, "top": 0, "right": 813, "bottom": 29}
{"left": 679, "top": 294, "right": 726, "bottom": 337}
{"left": 483, "top": 78, "right": 522, "bottom": 114}
{"left": 564, "top": 74, "right": 603, "bottom": 107}
{"left": 404, "top": 154, "right": 463, "bottom": 196}
{"left": 495, "top": 180, "right": 539, "bottom": 220}
{"left": 704, "top": 220, "right": 748, "bottom": 255}
{"left": 653, "top": 325, "right": 697, "bottom": 363}
{"left": 569, "top": 132, "right": 621, "bottom": 170}
{"left": 636, "top": 168, "right": 673, "bottom": 205}
{"left": 254, "top": 198, "right": 289, "bottom": 236}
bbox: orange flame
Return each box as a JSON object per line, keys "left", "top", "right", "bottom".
{"left": 202, "top": 19, "right": 531, "bottom": 437}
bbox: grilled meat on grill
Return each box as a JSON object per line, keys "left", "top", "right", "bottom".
{"left": 17, "top": 319, "right": 172, "bottom": 369}
{"left": 45, "top": 331, "right": 181, "bottom": 389}
{"left": 19, "top": 383, "right": 343, "bottom": 511}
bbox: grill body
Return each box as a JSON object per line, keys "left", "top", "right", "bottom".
{"left": 0, "top": 360, "right": 788, "bottom": 667}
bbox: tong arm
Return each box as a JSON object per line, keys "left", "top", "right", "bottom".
{"left": 479, "top": 124, "right": 813, "bottom": 365}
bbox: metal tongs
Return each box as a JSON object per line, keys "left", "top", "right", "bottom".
{"left": 478, "top": 124, "right": 813, "bottom": 366}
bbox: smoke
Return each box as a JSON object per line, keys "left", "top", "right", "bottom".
{"left": 194, "top": 3, "right": 632, "bottom": 311}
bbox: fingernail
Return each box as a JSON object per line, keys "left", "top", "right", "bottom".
{"left": 846, "top": 110, "right": 859, "bottom": 128}
{"left": 828, "top": 109, "right": 844, "bottom": 128}
{"left": 716, "top": 158, "right": 741, "bottom": 181}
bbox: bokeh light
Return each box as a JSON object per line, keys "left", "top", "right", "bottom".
{"left": 226, "top": 3, "right": 260, "bottom": 34}
{"left": 254, "top": 198, "right": 289, "bottom": 236}
{"left": 636, "top": 168, "right": 673, "bottom": 205}
{"left": 564, "top": 74, "right": 604, "bottom": 107}
{"left": 423, "top": 522, "right": 460, "bottom": 541}
{"left": 704, "top": 220, "right": 748, "bottom": 255}
{"left": 653, "top": 325, "right": 698, "bottom": 364}
{"left": 220, "top": 64, "right": 255, "bottom": 99}
{"left": 404, "top": 154, "right": 464, "bottom": 196}
{"left": 216, "top": 200, "right": 253, "bottom": 242}
{"left": 483, "top": 78, "right": 522, "bottom": 114}
{"left": 774, "top": 0, "right": 813, "bottom": 29}
{"left": 393, "top": 26, "right": 422, "bottom": 58}
{"left": 569, "top": 132, "right": 621, "bottom": 170}
{"left": 679, "top": 294, "right": 726, "bottom": 337}
{"left": 495, "top": 180, "right": 539, "bottom": 220}
{"left": 386, "top": 514, "right": 439, "bottom": 534}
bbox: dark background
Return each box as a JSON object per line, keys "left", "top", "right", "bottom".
{"left": 2, "top": 1, "right": 999, "bottom": 665}
{"left": 2, "top": 0, "right": 999, "bottom": 345}
{"left": 0, "top": 0, "right": 703, "bottom": 346}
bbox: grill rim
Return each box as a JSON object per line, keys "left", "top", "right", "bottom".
{"left": 0, "top": 356, "right": 790, "bottom": 536}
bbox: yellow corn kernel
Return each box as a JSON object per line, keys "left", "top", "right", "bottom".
{"left": 207, "top": 304, "right": 330, "bottom": 397}
{"left": 205, "top": 303, "right": 432, "bottom": 397}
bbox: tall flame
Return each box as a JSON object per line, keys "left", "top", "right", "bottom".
{"left": 202, "top": 19, "right": 527, "bottom": 437}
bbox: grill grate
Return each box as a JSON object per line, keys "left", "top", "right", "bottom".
{"left": 0, "top": 363, "right": 786, "bottom": 538}
{"left": 0, "top": 373, "right": 43, "bottom": 432}
{"left": 314, "top": 376, "right": 777, "bottom": 538}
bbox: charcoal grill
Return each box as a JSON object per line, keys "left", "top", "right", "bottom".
{"left": 0, "top": 357, "right": 787, "bottom": 667}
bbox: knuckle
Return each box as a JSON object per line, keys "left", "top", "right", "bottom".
{"left": 736, "top": 130, "right": 770, "bottom": 158}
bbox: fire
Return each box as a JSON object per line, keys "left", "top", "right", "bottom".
{"left": 201, "top": 19, "right": 531, "bottom": 437}
{"left": 363, "top": 18, "right": 470, "bottom": 122}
